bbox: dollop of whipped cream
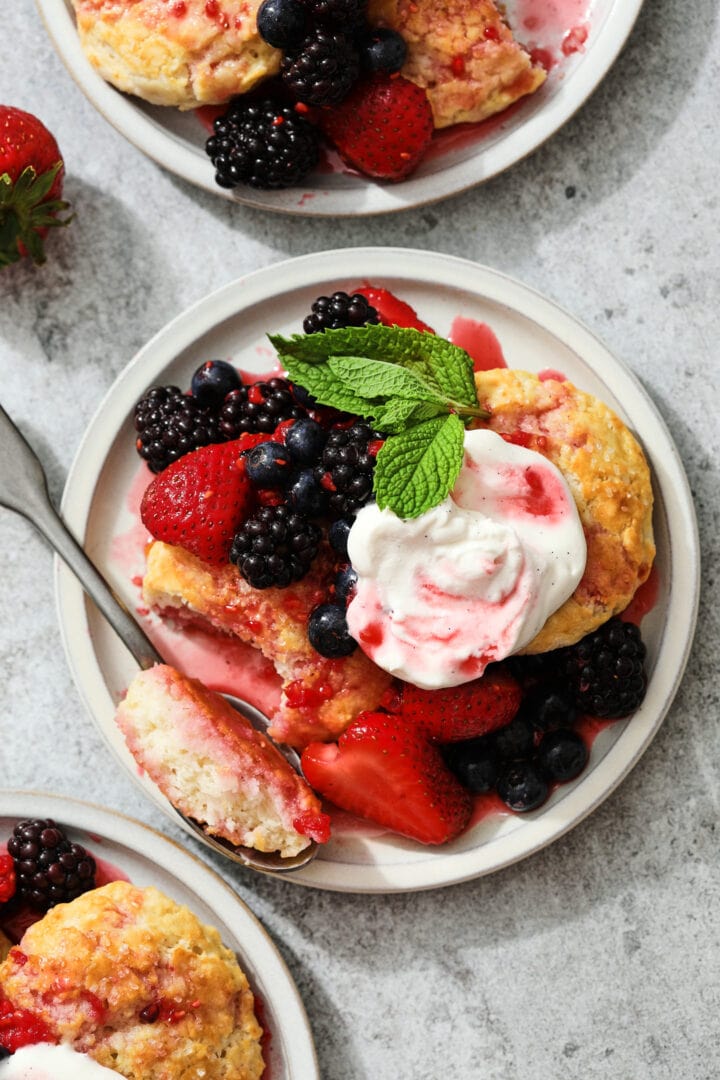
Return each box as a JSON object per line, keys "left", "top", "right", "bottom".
{"left": 346, "top": 429, "right": 587, "bottom": 689}
{"left": 0, "top": 1043, "right": 120, "bottom": 1078}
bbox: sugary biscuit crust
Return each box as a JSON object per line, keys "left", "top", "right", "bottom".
{"left": 368, "top": 0, "right": 546, "bottom": 127}
{"left": 142, "top": 543, "right": 392, "bottom": 747}
{"left": 0, "top": 929, "right": 11, "bottom": 964}
{"left": 72, "top": 0, "right": 280, "bottom": 108}
{"left": 0, "top": 882, "right": 264, "bottom": 1080}
{"left": 473, "top": 370, "right": 655, "bottom": 652}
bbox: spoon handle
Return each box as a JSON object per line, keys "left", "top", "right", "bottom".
{"left": 0, "top": 403, "right": 161, "bottom": 671}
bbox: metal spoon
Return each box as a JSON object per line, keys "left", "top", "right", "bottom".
{"left": 0, "top": 402, "right": 318, "bottom": 873}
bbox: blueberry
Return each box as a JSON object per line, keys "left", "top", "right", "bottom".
{"left": 289, "top": 381, "right": 317, "bottom": 408}
{"left": 308, "top": 603, "right": 357, "bottom": 658}
{"left": 358, "top": 28, "right": 407, "bottom": 73}
{"left": 256, "top": 0, "right": 307, "bottom": 48}
{"left": 244, "top": 442, "right": 293, "bottom": 487}
{"left": 537, "top": 729, "right": 588, "bottom": 782}
{"left": 496, "top": 761, "right": 548, "bottom": 812}
{"left": 493, "top": 716, "right": 535, "bottom": 761}
{"left": 285, "top": 418, "right": 327, "bottom": 464}
{"left": 334, "top": 563, "right": 358, "bottom": 605}
{"left": 525, "top": 688, "right": 577, "bottom": 732}
{"left": 190, "top": 359, "right": 241, "bottom": 407}
{"left": 287, "top": 468, "right": 327, "bottom": 515}
{"left": 328, "top": 517, "right": 352, "bottom": 558}
{"left": 443, "top": 738, "right": 498, "bottom": 794}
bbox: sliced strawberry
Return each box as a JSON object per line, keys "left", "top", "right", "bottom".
{"left": 399, "top": 668, "right": 522, "bottom": 743}
{"left": 301, "top": 711, "right": 471, "bottom": 845}
{"left": 320, "top": 74, "right": 434, "bottom": 181}
{"left": 140, "top": 439, "right": 254, "bottom": 565}
{"left": 354, "top": 285, "right": 435, "bottom": 333}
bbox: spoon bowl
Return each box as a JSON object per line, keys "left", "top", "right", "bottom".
{"left": 0, "top": 401, "right": 317, "bottom": 874}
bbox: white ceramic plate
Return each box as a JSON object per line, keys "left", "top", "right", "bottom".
{"left": 36, "top": 0, "right": 643, "bottom": 215}
{"left": 0, "top": 790, "right": 319, "bottom": 1078}
{"left": 57, "top": 247, "right": 699, "bottom": 893}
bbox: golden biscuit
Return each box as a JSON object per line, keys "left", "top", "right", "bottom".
{"left": 142, "top": 542, "right": 392, "bottom": 747}
{"left": 72, "top": 0, "right": 280, "bottom": 108}
{"left": 0, "top": 881, "right": 264, "bottom": 1080}
{"left": 473, "top": 370, "right": 655, "bottom": 652}
{"left": 0, "top": 929, "right": 11, "bottom": 963}
{"left": 368, "top": 0, "right": 546, "bottom": 127}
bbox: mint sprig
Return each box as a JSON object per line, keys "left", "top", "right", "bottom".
{"left": 374, "top": 415, "right": 466, "bottom": 519}
{"left": 270, "top": 325, "right": 489, "bottom": 518}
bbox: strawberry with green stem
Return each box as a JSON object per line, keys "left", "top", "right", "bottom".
{"left": 0, "top": 106, "right": 72, "bottom": 267}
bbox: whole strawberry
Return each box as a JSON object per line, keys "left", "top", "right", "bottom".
{"left": 0, "top": 106, "right": 72, "bottom": 267}
{"left": 320, "top": 74, "right": 434, "bottom": 181}
{"left": 140, "top": 438, "right": 255, "bottom": 566}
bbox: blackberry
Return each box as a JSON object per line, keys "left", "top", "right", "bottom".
{"left": 303, "top": 291, "right": 379, "bottom": 334}
{"left": 218, "top": 378, "right": 305, "bottom": 438}
{"left": 281, "top": 29, "right": 360, "bottom": 107}
{"left": 308, "top": 602, "right": 357, "bottom": 657}
{"left": 230, "top": 505, "right": 320, "bottom": 588}
{"left": 134, "top": 386, "right": 220, "bottom": 473}
{"left": 8, "top": 819, "right": 96, "bottom": 911}
{"left": 316, "top": 422, "right": 381, "bottom": 517}
{"left": 206, "top": 98, "right": 320, "bottom": 190}
{"left": 303, "top": 0, "right": 367, "bottom": 27}
{"left": 562, "top": 618, "right": 648, "bottom": 718}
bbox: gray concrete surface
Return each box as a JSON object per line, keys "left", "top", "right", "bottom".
{"left": 1, "top": 0, "right": 719, "bottom": 1076}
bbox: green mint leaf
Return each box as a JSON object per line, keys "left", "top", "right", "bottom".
{"left": 278, "top": 356, "right": 382, "bottom": 418}
{"left": 371, "top": 398, "right": 446, "bottom": 434}
{"left": 270, "top": 326, "right": 482, "bottom": 412}
{"left": 327, "top": 355, "right": 447, "bottom": 405}
{"left": 374, "top": 414, "right": 466, "bottom": 519}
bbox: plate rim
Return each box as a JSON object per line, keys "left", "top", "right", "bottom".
{"left": 56, "top": 246, "right": 700, "bottom": 893}
{"left": 36, "top": 0, "right": 645, "bottom": 216}
{"left": 0, "top": 788, "right": 320, "bottom": 1079}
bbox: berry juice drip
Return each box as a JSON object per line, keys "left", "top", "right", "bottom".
{"left": 448, "top": 317, "right": 507, "bottom": 371}
{"left": 511, "top": 0, "right": 591, "bottom": 67}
